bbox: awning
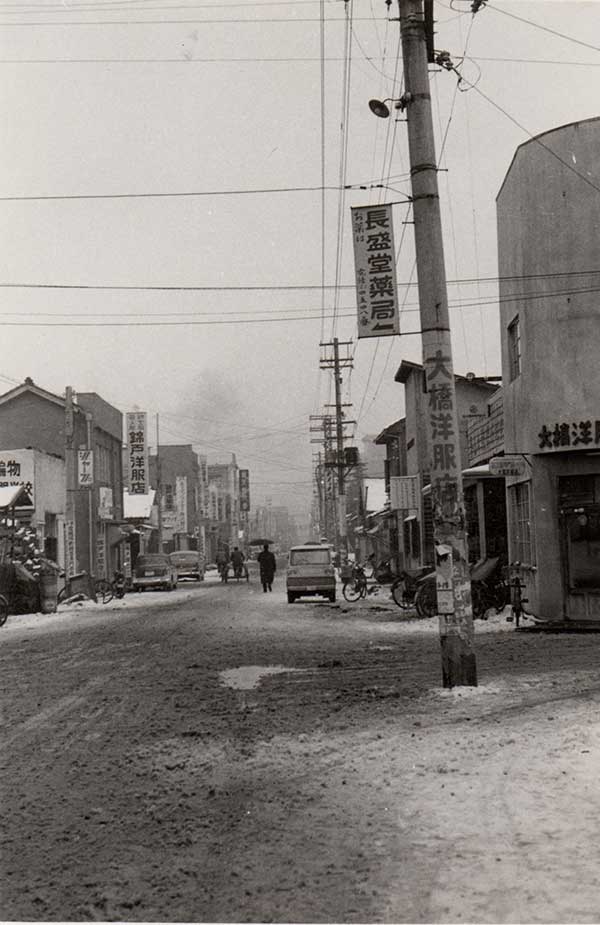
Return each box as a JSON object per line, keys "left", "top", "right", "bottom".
{"left": 422, "top": 463, "right": 497, "bottom": 496}
{"left": 0, "top": 485, "right": 33, "bottom": 509}
{"left": 404, "top": 514, "right": 418, "bottom": 523}
{"left": 372, "top": 506, "right": 393, "bottom": 519}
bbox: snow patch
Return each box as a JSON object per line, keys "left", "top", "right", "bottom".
{"left": 219, "top": 665, "right": 304, "bottom": 690}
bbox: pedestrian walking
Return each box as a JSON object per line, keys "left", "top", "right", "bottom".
{"left": 257, "top": 543, "right": 276, "bottom": 593}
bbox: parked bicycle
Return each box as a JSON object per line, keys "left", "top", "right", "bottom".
{"left": 391, "top": 566, "right": 435, "bottom": 609}
{"left": 409, "top": 556, "right": 510, "bottom": 620}
{"left": 0, "top": 592, "right": 8, "bottom": 627}
{"left": 342, "top": 560, "right": 414, "bottom": 607}
{"left": 505, "top": 563, "right": 533, "bottom": 628}
{"left": 342, "top": 562, "right": 381, "bottom": 601}
{"left": 57, "top": 571, "right": 125, "bottom": 605}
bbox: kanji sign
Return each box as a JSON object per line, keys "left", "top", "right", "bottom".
{"left": 126, "top": 411, "right": 149, "bottom": 494}
{"left": 239, "top": 469, "right": 250, "bottom": 512}
{"left": 489, "top": 456, "right": 528, "bottom": 477}
{"left": 77, "top": 450, "right": 94, "bottom": 487}
{"left": 538, "top": 419, "right": 600, "bottom": 451}
{"left": 0, "top": 449, "right": 34, "bottom": 501}
{"left": 390, "top": 475, "right": 420, "bottom": 512}
{"left": 351, "top": 204, "right": 400, "bottom": 339}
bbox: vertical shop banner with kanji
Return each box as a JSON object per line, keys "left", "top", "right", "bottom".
{"left": 77, "top": 449, "right": 94, "bottom": 488}
{"left": 239, "top": 469, "right": 250, "bottom": 513}
{"left": 351, "top": 204, "right": 400, "bottom": 339}
{"left": 126, "top": 411, "right": 148, "bottom": 494}
{"left": 175, "top": 476, "right": 188, "bottom": 533}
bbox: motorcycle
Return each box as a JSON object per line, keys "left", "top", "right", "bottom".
{"left": 413, "top": 555, "right": 508, "bottom": 619}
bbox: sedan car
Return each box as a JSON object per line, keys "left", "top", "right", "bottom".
{"left": 169, "top": 550, "right": 205, "bottom": 582}
{"left": 132, "top": 553, "right": 178, "bottom": 592}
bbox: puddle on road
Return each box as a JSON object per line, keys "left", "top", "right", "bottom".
{"left": 219, "top": 665, "right": 304, "bottom": 690}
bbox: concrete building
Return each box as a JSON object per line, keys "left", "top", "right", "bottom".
{"left": 0, "top": 379, "right": 124, "bottom": 577}
{"left": 149, "top": 445, "right": 202, "bottom": 554}
{"left": 497, "top": 116, "right": 600, "bottom": 621}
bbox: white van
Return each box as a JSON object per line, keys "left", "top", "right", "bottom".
{"left": 286, "top": 544, "right": 336, "bottom": 603}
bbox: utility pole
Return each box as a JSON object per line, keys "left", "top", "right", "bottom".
{"left": 156, "top": 413, "right": 163, "bottom": 553}
{"left": 399, "top": 0, "right": 476, "bottom": 686}
{"left": 64, "top": 386, "right": 76, "bottom": 578}
{"left": 319, "top": 339, "right": 354, "bottom": 560}
{"left": 310, "top": 414, "right": 335, "bottom": 543}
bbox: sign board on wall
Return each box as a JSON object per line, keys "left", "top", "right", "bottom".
{"left": 98, "top": 486, "right": 113, "bottom": 520}
{"left": 77, "top": 449, "right": 94, "bottom": 487}
{"left": 239, "top": 469, "right": 250, "bottom": 512}
{"left": 351, "top": 204, "right": 400, "bottom": 339}
{"left": 390, "top": 475, "right": 420, "bottom": 512}
{"left": 126, "top": 411, "right": 149, "bottom": 495}
{"left": 0, "top": 449, "right": 34, "bottom": 502}
{"left": 489, "top": 456, "right": 528, "bottom": 478}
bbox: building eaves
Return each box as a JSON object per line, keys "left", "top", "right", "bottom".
{"left": 0, "top": 379, "right": 68, "bottom": 411}
{"left": 496, "top": 115, "right": 600, "bottom": 203}
{"left": 374, "top": 419, "right": 405, "bottom": 445}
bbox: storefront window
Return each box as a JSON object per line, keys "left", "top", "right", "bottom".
{"left": 509, "top": 481, "right": 535, "bottom": 565}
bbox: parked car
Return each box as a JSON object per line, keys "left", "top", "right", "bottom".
{"left": 132, "top": 554, "right": 178, "bottom": 592}
{"left": 169, "top": 550, "right": 205, "bottom": 582}
{"left": 286, "top": 543, "right": 336, "bottom": 603}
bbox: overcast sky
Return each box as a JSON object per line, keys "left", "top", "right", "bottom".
{"left": 1, "top": 0, "right": 599, "bottom": 514}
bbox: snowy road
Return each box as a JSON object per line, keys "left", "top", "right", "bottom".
{"left": 2, "top": 576, "right": 600, "bottom": 922}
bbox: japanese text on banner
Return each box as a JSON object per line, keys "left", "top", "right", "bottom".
{"left": 351, "top": 204, "right": 400, "bottom": 339}
{"left": 126, "top": 411, "right": 149, "bottom": 495}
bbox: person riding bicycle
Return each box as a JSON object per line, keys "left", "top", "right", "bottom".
{"left": 231, "top": 547, "right": 246, "bottom": 580}
{"left": 215, "top": 547, "right": 230, "bottom": 582}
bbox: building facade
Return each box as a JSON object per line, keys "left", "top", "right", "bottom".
{"left": 498, "top": 116, "right": 600, "bottom": 621}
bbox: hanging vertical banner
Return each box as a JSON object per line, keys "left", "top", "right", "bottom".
{"left": 175, "top": 475, "right": 188, "bottom": 533}
{"left": 126, "top": 411, "right": 148, "bottom": 495}
{"left": 351, "top": 204, "right": 400, "bottom": 338}
{"left": 239, "top": 469, "right": 250, "bottom": 513}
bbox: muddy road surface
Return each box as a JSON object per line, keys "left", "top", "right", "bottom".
{"left": 3, "top": 576, "right": 600, "bottom": 923}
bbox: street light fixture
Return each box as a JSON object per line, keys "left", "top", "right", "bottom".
{"left": 368, "top": 95, "right": 411, "bottom": 119}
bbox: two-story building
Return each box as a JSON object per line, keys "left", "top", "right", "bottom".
{"left": 498, "top": 116, "right": 600, "bottom": 622}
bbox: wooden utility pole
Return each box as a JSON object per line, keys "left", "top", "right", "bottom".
{"left": 319, "top": 339, "right": 354, "bottom": 560}
{"left": 156, "top": 413, "right": 163, "bottom": 553}
{"left": 399, "top": 0, "right": 476, "bottom": 686}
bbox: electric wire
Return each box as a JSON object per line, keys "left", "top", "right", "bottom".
{"left": 485, "top": 3, "right": 600, "bottom": 56}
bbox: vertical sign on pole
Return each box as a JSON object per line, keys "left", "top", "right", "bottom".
{"left": 126, "top": 412, "right": 148, "bottom": 495}
{"left": 77, "top": 449, "right": 94, "bottom": 487}
{"left": 351, "top": 204, "right": 400, "bottom": 339}
{"left": 239, "top": 470, "right": 250, "bottom": 513}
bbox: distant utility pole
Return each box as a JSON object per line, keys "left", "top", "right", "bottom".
{"left": 399, "top": 0, "right": 476, "bottom": 686}
{"left": 64, "top": 386, "right": 76, "bottom": 578}
{"left": 310, "top": 414, "right": 336, "bottom": 543}
{"left": 319, "top": 338, "right": 354, "bottom": 559}
{"left": 155, "top": 413, "right": 163, "bottom": 553}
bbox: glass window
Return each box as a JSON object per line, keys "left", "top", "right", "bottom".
{"left": 508, "top": 316, "right": 521, "bottom": 381}
{"left": 509, "top": 481, "right": 535, "bottom": 565}
{"left": 290, "top": 548, "right": 331, "bottom": 566}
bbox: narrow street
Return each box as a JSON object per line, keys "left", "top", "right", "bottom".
{"left": 3, "top": 577, "right": 600, "bottom": 923}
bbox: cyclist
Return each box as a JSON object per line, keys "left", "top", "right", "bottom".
{"left": 215, "top": 547, "right": 230, "bottom": 582}
{"left": 230, "top": 547, "right": 246, "bottom": 580}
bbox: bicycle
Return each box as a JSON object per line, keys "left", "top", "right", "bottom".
{"left": 391, "top": 567, "right": 434, "bottom": 609}
{"left": 0, "top": 592, "right": 8, "bottom": 627}
{"left": 342, "top": 563, "right": 381, "bottom": 601}
{"left": 505, "top": 564, "right": 533, "bottom": 628}
{"left": 57, "top": 572, "right": 118, "bottom": 605}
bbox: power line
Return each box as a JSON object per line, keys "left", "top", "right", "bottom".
{"left": 0, "top": 184, "right": 346, "bottom": 202}
{"left": 0, "top": 14, "right": 389, "bottom": 24}
{"left": 486, "top": 3, "right": 600, "bottom": 55}
{"left": 2, "top": 268, "right": 600, "bottom": 291}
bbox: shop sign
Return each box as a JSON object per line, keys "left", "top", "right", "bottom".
{"left": 239, "top": 469, "right": 250, "bottom": 512}
{"left": 98, "top": 486, "right": 113, "bottom": 520}
{"left": 0, "top": 448, "right": 34, "bottom": 502}
{"left": 538, "top": 419, "right": 600, "bottom": 452}
{"left": 96, "top": 526, "right": 106, "bottom": 579}
{"left": 175, "top": 476, "right": 188, "bottom": 533}
{"left": 126, "top": 411, "right": 149, "bottom": 494}
{"left": 351, "top": 204, "right": 400, "bottom": 339}
{"left": 489, "top": 456, "right": 528, "bottom": 478}
{"left": 77, "top": 449, "right": 94, "bottom": 487}
{"left": 65, "top": 519, "right": 76, "bottom": 578}
{"left": 390, "top": 475, "right": 419, "bottom": 512}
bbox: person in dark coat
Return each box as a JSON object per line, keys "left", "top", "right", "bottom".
{"left": 257, "top": 543, "right": 276, "bottom": 592}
